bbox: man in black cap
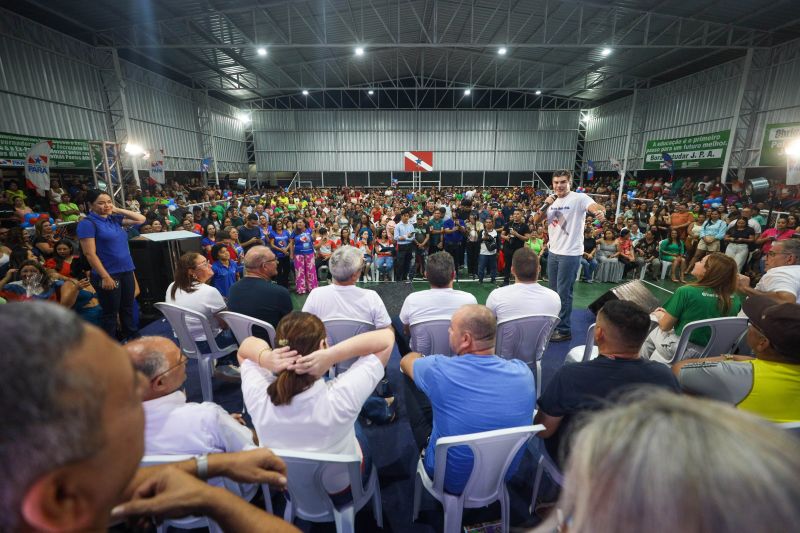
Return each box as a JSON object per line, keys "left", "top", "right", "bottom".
{"left": 674, "top": 296, "right": 800, "bottom": 423}
{"left": 156, "top": 203, "right": 178, "bottom": 230}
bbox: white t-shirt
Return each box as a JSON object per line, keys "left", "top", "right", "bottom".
{"left": 739, "top": 265, "right": 800, "bottom": 317}
{"left": 399, "top": 288, "right": 477, "bottom": 326}
{"left": 165, "top": 282, "right": 226, "bottom": 341}
{"left": 480, "top": 229, "right": 498, "bottom": 255}
{"left": 302, "top": 283, "right": 391, "bottom": 328}
{"left": 546, "top": 192, "right": 594, "bottom": 256}
{"left": 485, "top": 283, "right": 562, "bottom": 324}
{"left": 241, "top": 355, "right": 385, "bottom": 492}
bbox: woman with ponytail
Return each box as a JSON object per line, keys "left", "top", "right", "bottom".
{"left": 238, "top": 312, "right": 394, "bottom": 496}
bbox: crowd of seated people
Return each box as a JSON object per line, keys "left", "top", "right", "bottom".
{"left": 2, "top": 171, "right": 800, "bottom": 531}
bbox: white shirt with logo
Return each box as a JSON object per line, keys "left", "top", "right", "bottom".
{"left": 546, "top": 192, "right": 594, "bottom": 256}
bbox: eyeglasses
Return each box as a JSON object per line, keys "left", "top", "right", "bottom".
{"left": 150, "top": 352, "right": 189, "bottom": 383}
{"left": 193, "top": 259, "right": 210, "bottom": 269}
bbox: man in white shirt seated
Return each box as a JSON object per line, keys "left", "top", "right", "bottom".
{"left": 303, "top": 245, "right": 391, "bottom": 329}
{"left": 127, "top": 337, "right": 259, "bottom": 499}
{"left": 398, "top": 251, "right": 477, "bottom": 337}
{"left": 486, "top": 247, "right": 561, "bottom": 323}
{"left": 738, "top": 239, "right": 800, "bottom": 307}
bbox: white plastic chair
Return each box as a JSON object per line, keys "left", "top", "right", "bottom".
{"left": 529, "top": 444, "right": 564, "bottom": 515}
{"left": 412, "top": 425, "right": 544, "bottom": 533}
{"left": 140, "top": 454, "right": 273, "bottom": 533}
{"left": 779, "top": 422, "right": 800, "bottom": 437}
{"left": 409, "top": 319, "right": 453, "bottom": 356}
{"left": 670, "top": 316, "right": 749, "bottom": 364}
{"left": 323, "top": 319, "right": 376, "bottom": 376}
{"left": 660, "top": 260, "right": 673, "bottom": 280}
{"left": 273, "top": 449, "right": 383, "bottom": 533}
{"left": 494, "top": 315, "right": 560, "bottom": 398}
{"left": 218, "top": 311, "right": 276, "bottom": 347}
{"left": 155, "top": 302, "right": 238, "bottom": 402}
{"left": 565, "top": 323, "right": 598, "bottom": 364}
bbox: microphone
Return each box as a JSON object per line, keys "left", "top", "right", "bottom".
{"left": 539, "top": 194, "right": 557, "bottom": 213}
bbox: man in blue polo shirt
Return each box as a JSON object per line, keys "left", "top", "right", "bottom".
{"left": 400, "top": 304, "right": 535, "bottom": 494}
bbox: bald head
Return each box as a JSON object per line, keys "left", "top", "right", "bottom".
{"left": 451, "top": 304, "right": 496, "bottom": 354}
{"left": 243, "top": 245, "right": 275, "bottom": 269}
{"left": 126, "top": 337, "right": 184, "bottom": 400}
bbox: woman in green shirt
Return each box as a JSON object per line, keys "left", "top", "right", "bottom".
{"left": 641, "top": 252, "right": 742, "bottom": 364}
{"left": 659, "top": 229, "right": 687, "bottom": 282}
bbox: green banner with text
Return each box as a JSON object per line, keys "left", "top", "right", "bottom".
{"left": 0, "top": 132, "right": 91, "bottom": 168}
{"left": 643, "top": 130, "right": 730, "bottom": 170}
{"left": 759, "top": 122, "right": 800, "bottom": 167}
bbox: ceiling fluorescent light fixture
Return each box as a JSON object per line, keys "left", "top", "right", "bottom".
{"left": 601, "top": 48, "right": 612, "bottom": 57}
{"left": 464, "top": 88, "right": 471, "bottom": 95}
{"left": 355, "top": 47, "right": 364, "bottom": 56}
{"left": 257, "top": 47, "right": 267, "bottom": 56}
{"left": 302, "top": 90, "right": 309, "bottom": 96}
{"left": 498, "top": 47, "right": 507, "bottom": 55}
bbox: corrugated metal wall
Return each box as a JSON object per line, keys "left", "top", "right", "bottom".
{"left": 253, "top": 109, "right": 578, "bottom": 172}
{"left": 586, "top": 59, "right": 744, "bottom": 171}
{"left": 0, "top": 30, "right": 108, "bottom": 140}
{"left": 0, "top": 9, "right": 247, "bottom": 173}
{"left": 749, "top": 40, "right": 800, "bottom": 161}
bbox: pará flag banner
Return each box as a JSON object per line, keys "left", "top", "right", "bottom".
{"left": 25, "top": 141, "right": 53, "bottom": 194}
{"left": 587, "top": 160, "right": 595, "bottom": 181}
{"left": 788, "top": 154, "right": 800, "bottom": 186}
{"left": 643, "top": 130, "right": 729, "bottom": 170}
{"left": 609, "top": 158, "right": 623, "bottom": 175}
{"left": 149, "top": 149, "right": 165, "bottom": 184}
{"left": 404, "top": 151, "right": 433, "bottom": 172}
{"left": 661, "top": 152, "right": 675, "bottom": 176}
{"left": 200, "top": 157, "right": 212, "bottom": 172}
{"left": 760, "top": 122, "right": 800, "bottom": 167}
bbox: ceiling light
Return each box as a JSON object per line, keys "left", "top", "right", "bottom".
{"left": 464, "top": 89, "right": 471, "bottom": 96}
{"left": 535, "top": 90, "right": 542, "bottom": 95}
{"left": 302, "top": 90, "right": 309, "bottom": 96}
{"left": 368, "top": 89, "right": 374, "bottom": 95}
{"left": 498, "top": 47, "right": 507, "bottom": 55}
{"left": 601, "top": 48, "right": 612, "bottom": 57}
{"left": 257, "top": 47, "right": 267, "bottom": 56}
{"left": 355, "top": 47, "right": 364, "bottom": 56}
{"left": 237, "top": 113, "right": 251, "bottom": 124}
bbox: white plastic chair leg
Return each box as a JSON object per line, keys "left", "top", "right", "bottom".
{"left": 442, "top": 493, "right": 464, "bottom": 533}
{"left": 501, "top": 487, "right": 510, "bottom": 533}
{"left": 660, "top": 261, "right": 671, "bottom": 280}
{"left": 333, "top": 505, "right": 356, "bottom": 533}
{"left": 369, "top": 471, "right": 384, "bottom": 528}
{"left": 198, "top": 356, "right": 215, "bottom": 402}
{"left": 536, "top": 360, "right": 542, "bottom": 400}
{"left": 412, "top": 471, "right": 422, "bottom": 521}
{"left": 283, "top": 499, "right": 294, "bottom": 524}
{"left": 530, "top": 455, "right": 545, "bottom": 514}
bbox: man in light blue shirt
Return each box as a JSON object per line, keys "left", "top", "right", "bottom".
{"left": 400, "top": 305, "right": 535, "bottom": 495}
{"left": 394, "top": 209, "right": 416, "bottom": 283}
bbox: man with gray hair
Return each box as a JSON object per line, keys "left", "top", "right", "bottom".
{"left": 398, "top": 251, "right": 476, "bottom": 336}
{"left": 228, "top": 245, "right": 293, "bottom": 345}
{"left": 303, "top": 245, "right": 391, "bottom": 328}
{"left": 0, "top": 302, "right": 297, "bottom": 532}
{"left": 400, "top": 304, "right": 535, "bottom": 495}
{"left": 738, "top": 238, "right": 800, "bottom": 306}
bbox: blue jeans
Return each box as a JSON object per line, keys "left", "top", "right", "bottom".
{"left": 477, "top": 254, "right": 497, "bottom": 282}
{"left": 548, "top": 253, "right": 581, "bottom": 334}
{"left": 375, "top": 256, "right": 394, "bottom": 272}
{"left": 196, "top": 330, "right": 238, "bottom": 365}
{"left": 580, "top": 257, "right": 598, "bottom": 281}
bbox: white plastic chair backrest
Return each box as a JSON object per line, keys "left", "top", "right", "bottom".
{"left": 582, "top": 323, "right": 597, "bottom": 362}
{"left": 272, "top": 449, "right": 364, "bottom": 520}
{"left": 495, "top": 315, "right": 560, "bottom": 365}
{"left": 409, "top": 319, "right": 453, "bottom": 356}
{"left": 779, "top": 422, "right": 800, "bottom": 438}
{"left": 432, "top": 425, "right": 543, "bottom": 502}
{"left": 140, "top": 454, "right": 216, "bottom": 531}
{"left": 671, "top": 317, "right": 749, "bottom": 364}
{"left": 218, "top": 311, "right": 276, "bottom": 347}
{"left": 155, "top": 302, "right": 225, "bottom": 358}
{"left": 323, "top": 319, "right": 376, "bottom": 373}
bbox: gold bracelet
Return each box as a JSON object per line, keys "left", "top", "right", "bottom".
{"left": 257, "top": 347, "right": 269, "bottom": 367}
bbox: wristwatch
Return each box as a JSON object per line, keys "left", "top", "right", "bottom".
{"left": 196, "top": 453, "right": 209, "bottom": 480}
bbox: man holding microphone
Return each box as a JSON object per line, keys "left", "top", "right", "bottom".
{"left": 535, "top": 170, "right": 606, "bottom": 341}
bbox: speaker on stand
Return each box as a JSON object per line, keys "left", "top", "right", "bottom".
{"left": 587, "top": 280, "right": 661, "bottom": 316}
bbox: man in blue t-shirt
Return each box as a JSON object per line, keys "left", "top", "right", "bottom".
{"left": 400, "top": 304, "right": 535, "bottom": 495}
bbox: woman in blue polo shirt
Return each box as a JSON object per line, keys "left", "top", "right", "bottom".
{"left": 77, "top": 189, "right": 146, "bottom": 339}
{"left": 289, "top": 218, "right": 317, "bottom": 295}
{"left": 268, "top": 219, "right": 291, "bottom": 288}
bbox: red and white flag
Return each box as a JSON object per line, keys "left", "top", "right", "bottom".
{"left": 404, "top": 151, "right": 433, "bottom": 172}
